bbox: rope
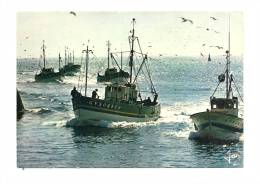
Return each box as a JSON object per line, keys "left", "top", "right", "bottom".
{"left": 232, "top": 76, "right": 244, "bottom": 102}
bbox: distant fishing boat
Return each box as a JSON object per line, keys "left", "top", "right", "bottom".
{"left": 35, "top": 40, "right": 62, "bottom": 81}
{"left": 71, "top": 18, "right": 160, "bottom": 125}
{"left": 208, "top": 53, "right": 211, "bottom": 62}
{"left": 61, "top": 49, "right": 81, "bottom": 75}
{"left": 190, "top": 27, "right": 243, "bottom": 141}
{"left": 97, "top": 41, "right": 129, "bottom": 84}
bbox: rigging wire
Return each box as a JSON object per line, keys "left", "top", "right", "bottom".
{"left": 231, "top": 76, "right": 244, "bottom": 102}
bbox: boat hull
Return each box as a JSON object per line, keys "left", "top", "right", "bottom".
{"left": 190, "top": 111, "right": 243, "bottom": 141}
{"left": 72, "top": 95, "right": 160, "bottom": 125}
{"left": 35, "top": 73, "right": 62, "bottom": 82}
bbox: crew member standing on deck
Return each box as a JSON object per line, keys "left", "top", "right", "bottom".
{"left": 92, "top": 89, "right": 99, "bottom": 99}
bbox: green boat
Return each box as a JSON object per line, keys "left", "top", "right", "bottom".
{"left": 97, "top": 41, "right": 129, "bottom": 84}
{"left": 190, "top": 26, "right": 243, "bottom": 141}
{"left": 35, "top": 41, "right": 62, "bottom": 81}
{"left": 71, "top": 18, "right": 160, "bottom": 125}
{"left": 60, "top": 49, "right": 81, "bottom": 75}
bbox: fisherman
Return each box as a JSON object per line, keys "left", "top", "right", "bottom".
{"left": 71, "top": 86, "right": 78, "bottom": 98}
{"left": 92, "top": 89, "right": 99, "bottom": 99}
{"left": 153, "top": 93, "right": 158, "bottom": 103}
{"left": 147, "top": 97, "right": 151, "bottom": 104}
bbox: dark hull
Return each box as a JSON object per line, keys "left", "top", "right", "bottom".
{"left": 35, "top": 72, "right": 62, "bottom": 82}
{"left": 61, "top": 63, "right": 81, "bottom": 75}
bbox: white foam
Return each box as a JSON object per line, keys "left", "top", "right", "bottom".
{"left": 108, "top": 120, "right": 161, "bottom": 128}
{"left": 41, "top": 120, "right": 67, "bottom": 127}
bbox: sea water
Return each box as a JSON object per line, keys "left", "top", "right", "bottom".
{"left": 16, "top": 56, "right": 243, "bottom": 168}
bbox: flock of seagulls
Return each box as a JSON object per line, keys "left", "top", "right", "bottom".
{"left": 20, "top": 12, "right": 224, "bottom": 60}
{"left": 179, "top": 16, "right": 223, "bottom": 58}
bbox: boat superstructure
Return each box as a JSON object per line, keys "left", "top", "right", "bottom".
{"left": 71, "top": 18, "right": 160, "bottom": 125}
{"left": 61, "top": 48, "right": 81, "bottom": 75}
{"left": 97, "top": 41, "right": 129, "bottom": 84}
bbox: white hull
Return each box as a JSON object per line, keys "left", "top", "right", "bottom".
{"left": 190, "top": 111, "right": 243, "bottom": 141}
{"left": 189, "top": 126, "right": 242, "bottom": 141}
{"left": 74, "top": 108, "right": 159, "bottom": 126}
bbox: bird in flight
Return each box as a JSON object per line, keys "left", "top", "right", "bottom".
{"left": 180, "top": 17, "right": 193, "bottom": 24}
{"left": 210, "top": 16, "right": 217, "bottom": 21}
{"left": 202, "top": 43, "right": 206, "bottom": 47}
{"left": 200, "top": 53, "right": 204, "bottom": 57}
{"left": 70, "top": 11, "right": 76, "bottom": 16}
{"left": 210, "top": 45, "right": 223, "bottom": 49}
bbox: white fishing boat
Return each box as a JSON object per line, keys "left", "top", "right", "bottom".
{"left": 190, "top": 25, "right": 243, "bottom": 141}
{"left": 71, "top": 18, "right": 160, "bottom": 125}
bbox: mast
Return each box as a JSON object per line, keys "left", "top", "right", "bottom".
{"left": 65, "top": 47, "right": 67, "bottom": 65}
{"left": 58, "top": 53, "right": 61, "bottom": 71}
{"left": 120, "top": 49, "right": 123, "bottom": 70}
{"left": 83, "top": 42, "right": 92, "bottom": 96}
{"left": 107, "top": 41, "right": 111, "bottom": 69}
{"left": 73, "top": 50, "right": 74, "bottom": 64}
{"left": 226, "top": 16, "right": 231, "bottom": 99}
{"left": 129, "top": 18, "right": 136, "bottom": 83}
{"left": 42, "top": 40, "right": 46, "bottom": 69}
{"left": 85, "top": 45, "right": 89, "bottom": 96}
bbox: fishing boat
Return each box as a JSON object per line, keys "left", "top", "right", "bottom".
{"left": 208, "top": 53, "right": 211, "bottom": 62}
{"left": 71, "top": 18, "right": 160, "bottom": 125}
{"left": 190, "top": 28, "right": 243, "bottom": 141}
{"left": 61, "top": 48, "right": 81, "bottom": 75}
{"left": 35, "top": 40, "right": 62, "bottom": 81}
{"left": 97, "top": 41, "right": 129, "bottom": 84}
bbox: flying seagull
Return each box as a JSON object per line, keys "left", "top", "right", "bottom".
{"left": 210, "top": 16, "right": 217, "bottom": 21}
{"left": 180, "top": 17, "right": 193, "bottom": 24}
{"left": 202, "top": 43, "right": 206, "bottom": 47}
{"left": 210, "top": 45, "right": 223, "bottom": 49}
{"left": 70, "top": 11, "right": 76, "bottom": 16}
{"left": 200, "top": 53, "right": 204, "bottom": 57}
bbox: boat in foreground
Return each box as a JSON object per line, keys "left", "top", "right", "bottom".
{"left": 190, "top": 28, "right": 243, "bottom": 141}
{"left": 71, "top": 18, "right": 160, "bottom": 125}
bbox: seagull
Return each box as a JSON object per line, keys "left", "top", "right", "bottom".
{"left": 210, "top": 45, "right": 223, "bottom": 49}
{"left": 180, "top": 17, "right": 193, "bottom": 24}
{"left": 70, "top": 11, "right": 76, "bottom": 16}
{"left": 148, "top": 45, "right": 152, "bottom": 48}
{"left": 200, "top": 53, "right": 204, "bottom": 57}
{"left": 24, "top": 49, "right": 27, "bottom": 52}
{"left": 210, "top": 16, "right": 217, "bottom": 21}
{"left": 202, "top": 43, "right": 206, "bottom": 47}
{"left": 159, "top": 54, "right": 163, "bottom": 57}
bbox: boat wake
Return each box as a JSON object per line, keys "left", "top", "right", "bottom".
{"left": 41, "top": 120, "right": 67, "bottom": 127}
{"left": 29, "top": 107, "right": 53, "bottom": 115}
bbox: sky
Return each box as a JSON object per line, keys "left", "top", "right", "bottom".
{"left": 17, "top": 12, "right": 243, "bottom": 58}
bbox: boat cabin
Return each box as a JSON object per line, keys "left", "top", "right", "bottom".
{"left": 105, "top": 83, "right": 137, "bottom": 102}
{"left": 210, "top": 97, "right": 238, "bottom": 116}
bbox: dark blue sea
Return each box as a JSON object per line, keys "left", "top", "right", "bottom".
{"left": 16, "top": 56, "right": 243, "bottom": 168}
